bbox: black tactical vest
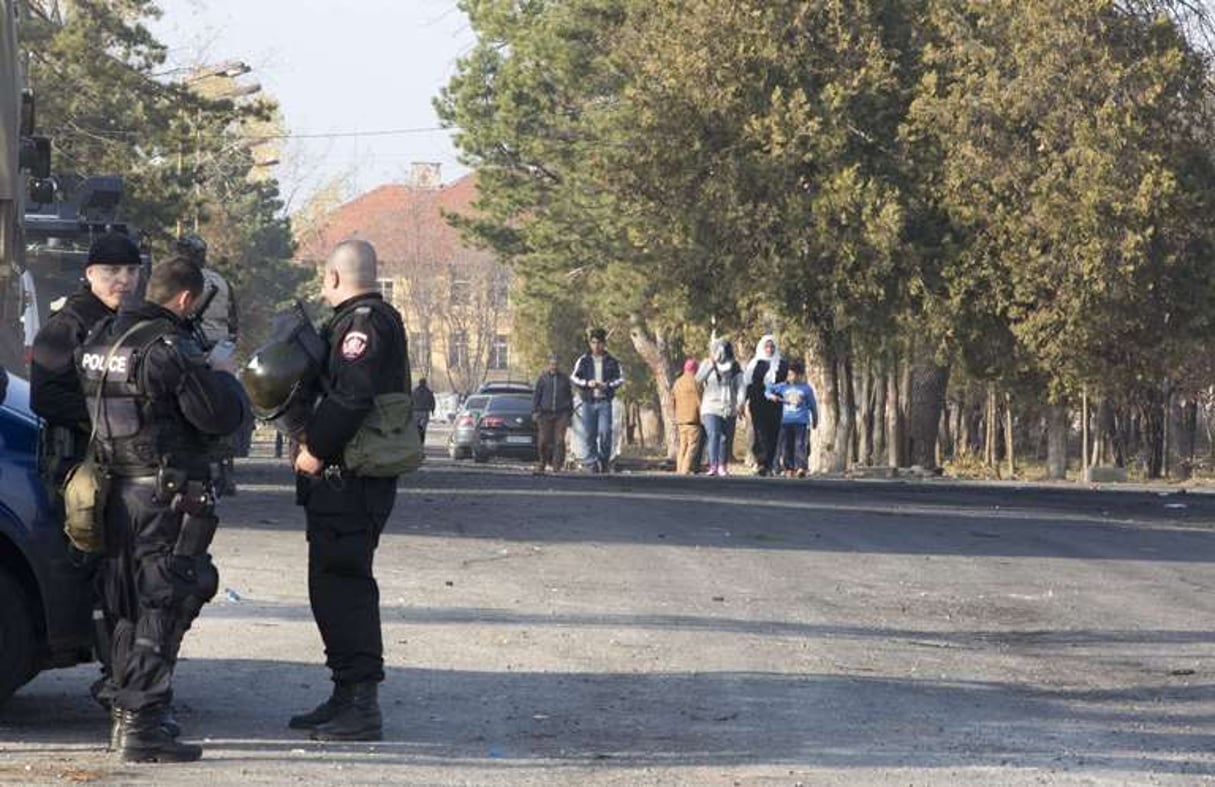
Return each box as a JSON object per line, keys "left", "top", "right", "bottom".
{"left": 77, "top": 318, "right": 217, "bottom": 476}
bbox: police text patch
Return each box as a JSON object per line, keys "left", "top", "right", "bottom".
{"left": 341, "top": 331, "right": 369, "bottom": 360}
{"left": 80, "top": 348, "right": 134, "bottom": 378}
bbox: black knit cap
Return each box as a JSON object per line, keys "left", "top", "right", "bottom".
{"left": 87, "top": 231, "right": 142, "bottom": 267}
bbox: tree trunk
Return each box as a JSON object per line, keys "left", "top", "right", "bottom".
{"left": 836, "top": 351, "right": 857, "bottom": 472}
{"left": 808, "top": 330, "right": 845, "bottom": 473}
{"left": 858, "top": 360, "right": 874, "bottom": 466}
{"left": 985, "top": 385, "right": 997, "bottom": 468}
{"left": 628, "top": 316, "right": 677, "bottom": 460}
{"left": 886, "top": 357, "right": 905, "bottom": 468}
{"left": 1140, "top": 385, "right": 1165, "bottom": 479}
{"left": 872, "top": 367, "right": 887, "bottom": 465}
{"left": 1165, "top": 390, "right": 1196, "bottom": 481}
{"left": 1046, "top": 403, "right": 1067, "bottom": 480}
{"left": 1004, "top": 392, "right": 1015, "bottom": 478}
{"left": 907, "top": 354, "right": 949, "bottom": 469}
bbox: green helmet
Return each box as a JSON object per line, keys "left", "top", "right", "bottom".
{"left": 241, "top": 303, "right": 326, "bottom": 424}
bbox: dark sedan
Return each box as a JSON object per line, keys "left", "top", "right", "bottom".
{"left": 472, "top": 394, "right": 538, "bottom": 463}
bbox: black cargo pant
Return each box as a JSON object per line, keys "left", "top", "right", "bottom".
{"left": 298, "top": 473, "right": 397, "bottom": 685}
{"left": 749, "top": 400, "right": 783, "bottom": 472}
{"left": 100, "top": 479, "right": 218, "bottom": 712}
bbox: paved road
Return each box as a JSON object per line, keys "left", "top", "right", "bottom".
{"left": 1, "top": 442, "right": 1213, "bottom": 785}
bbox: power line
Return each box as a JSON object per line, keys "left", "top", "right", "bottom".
{"left": 48, "top": 125, "right": 455, "bottom": 141}
{"left": 252, "top": 126, "right": 453, "bottom": 140}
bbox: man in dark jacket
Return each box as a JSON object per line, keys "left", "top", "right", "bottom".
{"left": 532, "top": 353, "right": 573, "bottom": 473}
{"left": 81, "top": 257, "right": 246, "bottom": 762}
{"left": 570, "top": 328, "right": 624, "bottom": 473}
{"left": 412, "top": 377, "right": 436, "bottom": 442}
{"left": 289, "top": 240, "right": 408, "bottom": 743}
{"left": 32, "top": 231, "right": 142, "bottom": 483}
{"left": 31, "top": 231, "right": 142, "bottom": 714}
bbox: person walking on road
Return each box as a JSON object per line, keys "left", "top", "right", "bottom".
{"left": 673, "top": 357, "right": 702, "bottom": 475}
{"left": 412, "top": 377, "right": 436, "bottom": 442}
{"left": 697, "top": 339, "right": 745, "bottom": 476}
{"left": 81, "top": 258, "right": 247, "bottom": 762}
{"left": 571, "top": 327, "right": 624, "bottom": 473}
{"left": 289, "top": 240, "right": 409, "bottom": 742}
{"left": 532, "top": 353, "right": 574, "bottom": 473}
{"left": 744, "top": 334, "right": 788, "bottom": 476}
{"left": 766, "top": 359, "right": 818, "bottom": 477}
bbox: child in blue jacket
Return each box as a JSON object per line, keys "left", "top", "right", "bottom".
{"left": 765, "top": 359, "right": 818, "bottom": 477}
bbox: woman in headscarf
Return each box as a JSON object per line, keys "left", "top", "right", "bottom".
{"left": 696, "top": 339, "right": 745, "bottom": 476}
{"left": 744, "top": 334, "right": 789, "bottom": 476}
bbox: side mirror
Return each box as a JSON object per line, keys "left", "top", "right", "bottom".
{"left": 19, "top": 136, "right": 51, "bottom": 179}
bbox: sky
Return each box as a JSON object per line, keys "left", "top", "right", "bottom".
{"left": 148, "top": 0, "right": 476, "bottom": 212}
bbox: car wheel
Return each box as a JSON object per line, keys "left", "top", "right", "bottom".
{"left": 0, "top": 568, "right": 37, "bottom": 705}
{"left": 473, "top": 450, "right": 489, "bottom": 464}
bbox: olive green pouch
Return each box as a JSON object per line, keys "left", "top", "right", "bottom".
{"left": 343, "top": 392, "right": 424, "bottom": 476}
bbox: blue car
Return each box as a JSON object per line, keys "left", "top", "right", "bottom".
{"left": 0, "top": 372, "right": 93, "bottom": 704}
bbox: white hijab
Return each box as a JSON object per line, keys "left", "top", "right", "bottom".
{"left": 745, "top": 334, "right": 782, "bottom": 386}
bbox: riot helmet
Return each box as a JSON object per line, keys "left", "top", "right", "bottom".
{"left": 175, "top": 233, "right": 208, "bottom": 266}
{"left": 241, "top": 302, "right": 327, "bottom": 428}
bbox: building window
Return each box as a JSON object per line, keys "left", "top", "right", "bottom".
{"left": 489, "top": 270, "right": 510, "bottom": 309}
{"left": 448, "top": 330, "right": 468, "bottom": 368}
{"left": 409, "top": 331, "right": 429, "bottom": 370}
{"left": 449, "top": 267, "right": 471, "bottom": 306}
{"left": 490, "top": 334, "right": 509, "bottom": 370}
{"left": 377, "top": 278, "right": 395, "bottom": 304}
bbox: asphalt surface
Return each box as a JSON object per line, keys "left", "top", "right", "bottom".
{"left": 1, "top": 427, "right": 1213, "bottom": 785}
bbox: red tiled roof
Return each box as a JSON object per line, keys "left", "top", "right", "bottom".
{"left": 296, "top": 174, "right": 489, "bottom": 272}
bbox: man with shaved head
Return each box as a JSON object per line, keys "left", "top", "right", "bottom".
{"left": 289, "top": 239, "right": 409, "bottom": 741}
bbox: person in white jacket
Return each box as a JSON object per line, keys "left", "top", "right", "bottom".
{"left": 696, "top": 338, "right": 746, "bottom": 476}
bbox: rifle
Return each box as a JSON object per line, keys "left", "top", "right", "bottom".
{"left": 184, "top": 283, "right": 219, "bottom": 352}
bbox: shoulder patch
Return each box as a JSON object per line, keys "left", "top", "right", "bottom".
{"left": 341, "top": 330, "right": 370, "bottom": 360}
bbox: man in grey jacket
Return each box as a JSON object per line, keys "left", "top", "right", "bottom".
{"left": 532, "top": 353, "right": 573, "bottom": 473}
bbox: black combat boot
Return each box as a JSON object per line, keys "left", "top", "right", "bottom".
{"left": 310, "top": 682, "right": 382, "bottom": 741}
{"left": 288, "top": 681, "right": 355, "bottom": 729}
{"left": 108, "top": 705, "right": 124, "bottom": 752}
{"left": 158, "top": 705, "right": 181, "bottom": 738}
{"left": 118, "top": 708, "right": 202, "bottom": 763}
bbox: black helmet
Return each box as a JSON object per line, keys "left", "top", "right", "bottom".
{"left": 241, "top": 302, "right": 326, "bottom": 426}
{"left": 176, "top": 233, "right": 208, "bottom": 265}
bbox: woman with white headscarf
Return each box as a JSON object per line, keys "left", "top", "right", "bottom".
{"left": 744, "top": 334, "right": 789, "bottom": 476}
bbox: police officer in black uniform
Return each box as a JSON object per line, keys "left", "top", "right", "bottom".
{"left": 31, "top": 231, "right": 142, "bottom": 709}
{"left": 287, "top": 239, "right": 408, "bottom": 742}
{"left": 79, "top": 257, "right": 246, "bottom": 763}
{"left": 32, "top": 231, "right": 142, "bottom": 482}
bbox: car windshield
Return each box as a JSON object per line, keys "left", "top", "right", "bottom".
{"left": 484, "top": 395, "right": 532, "bottom": 414}
{"left": 461, "top": 396, "right": 490, "bottom": 412}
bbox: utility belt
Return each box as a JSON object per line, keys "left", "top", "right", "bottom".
{"left": 111, "top": 463, "right": 211, "bottom": 498}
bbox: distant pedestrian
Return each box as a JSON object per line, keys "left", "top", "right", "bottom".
{"left": 745, "top": 334, "right": 789, "bottom": 476}
{"left": 571, "top": 328, "right": 624, "bottom": 473}
{"left": 672, "top": 357, "right": 702, "bottom": 475}
{"left": 412, "top": 377, "right": 437, "bottom": 442}
{"left": 766, "top": 359, "right": 818, "bottom": 477}
{"left": 532, "top": 353, "right": 574, "bottom": 473}
{"left": 697, "top": 339, "right": 745, "bottom": 476}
